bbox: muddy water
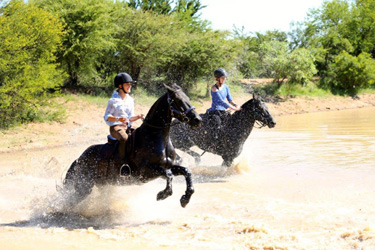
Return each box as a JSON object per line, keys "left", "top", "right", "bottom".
{"left": 0, "top": 107, "right": 375, "bottom": 250}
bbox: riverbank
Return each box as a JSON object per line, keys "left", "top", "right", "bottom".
{"left": 1, "top": 92, "right": 375, "bottom": 153}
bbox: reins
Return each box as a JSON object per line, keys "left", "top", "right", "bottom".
{"left": 143, "top": 92, "right": 196, "bottom": 129}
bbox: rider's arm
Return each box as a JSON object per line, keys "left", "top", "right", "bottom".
{"left": 211, "top": 87, "right": 230, "bottom": 109}
{"left": 103, "top": 99, "right": 115, "bottom": 125}
{"left": 130, "top": 114, "right": 144, "bottom": 122}
{"left": 211, "top": 87, "right": 240, "bottom": 111}
{"left": 225, "top": 85, "right": 240, "bottom": 110}
{"left": 104, "top": 99, "right": 128, "bottom": 125}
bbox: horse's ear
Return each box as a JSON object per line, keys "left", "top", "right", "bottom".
{"left": 163, "top": 83, "right": 174, "bottom": 92}
{"left": 252, "top": 93, "right": 255, "bottom": 99}
{"left": 171, "top": 83, "right": 181, "bottom": 89}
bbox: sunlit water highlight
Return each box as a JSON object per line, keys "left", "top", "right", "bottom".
{"left": 0, "top": 107, "right": 374, "bottom": 249}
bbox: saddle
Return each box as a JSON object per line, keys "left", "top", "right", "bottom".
{"left": 99, "top": 129, "right": 136, "bottom": 160}
{"left": 99, "top": 135, "right": 119, "bottom": 160}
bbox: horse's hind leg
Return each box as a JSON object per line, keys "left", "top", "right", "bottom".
{"left": 63, "top": 159, "right": 95, "bottom": 209}
{"left": 179, "top": 148, "right": 201, "bottom": 165}
{"left": 171, "top": 165, "right": 194, "bottom": 208}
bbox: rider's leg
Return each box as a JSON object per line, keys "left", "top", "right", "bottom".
{"left": 110, "top": 125, "right": 130, "bottom": 176}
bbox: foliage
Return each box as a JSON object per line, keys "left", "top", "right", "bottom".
{"left": 162, "top": 29, "right": 239, "bottom": 89}
{"left": 296, "top": 0, "right": 375, "bottom": 94}
{"left": 107, "top": 6, "right": 237, "bottom": 94}
{"left": 288, "top": 48, "right": 318, "bottom": 85}
{"left": 32, "top": 0, "right": 119, "bottom": 88}
{"left": 126, "top": 0, "right": 204, "bottom": 17}
{"left": 258, "top": 41, "right": 317, "bottom": 87}
{"left": 110, "top": 10, "right": 182, "bottom": 84}
{"left": 0, "top": 0, "right": 64, "bottom": 128}
{"left": 260, "top": 41, "right": 290, "bottom": 84}
{"left": 326, "top": 51, "right": 375, "bottom": 95}
{"left": 234, "top": 29, "right": 289, "bottom": 78}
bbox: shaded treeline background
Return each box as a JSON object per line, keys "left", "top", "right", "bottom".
{"left": 1, "top": 0, "right": 375, "bottom": 128}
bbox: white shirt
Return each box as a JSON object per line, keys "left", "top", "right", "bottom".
{"left": 103, "top": 90, "right": 135, "bottom": 127}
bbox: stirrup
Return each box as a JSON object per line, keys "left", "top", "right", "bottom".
{"left": 120, "top": 164, "right": 131, "bottom": 177}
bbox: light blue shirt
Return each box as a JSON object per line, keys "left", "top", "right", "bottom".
{"left": 207, "top": 84, "right": 233, "bottom": 112}
{"left": 103, "top": 90, "right": 135, "bottom": 127}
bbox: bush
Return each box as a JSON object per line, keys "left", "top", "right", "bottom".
{"left": 260, "top": 41, "right": 317, "bottom": 87}
{"left": 327, "top": 51, "right": 375, "bottom": 95}
{"left": 0, "top": 0, "right": 64, "bottom": 128}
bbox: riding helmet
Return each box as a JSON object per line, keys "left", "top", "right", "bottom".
{"left": 214, "top": 68, "right": 228, "bottom": 78}
{"left": 114, "top": 72, "right": 133, "bottom": 88}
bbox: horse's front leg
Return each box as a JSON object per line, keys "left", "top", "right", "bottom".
{"left": 156, "top": 168, "right": 173, "bottom": 201}
{"left": 141, "top": 163, "right": 173, "bottom": 200}
{"left": 171, "top": 165, "right": 194, "bottom": 208}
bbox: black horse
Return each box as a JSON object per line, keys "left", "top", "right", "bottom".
{"left": 170, "top": 95, "right": 276, "bottom": 167}
{"left": 63, "top": 84, "right": 202, "bottom": 208}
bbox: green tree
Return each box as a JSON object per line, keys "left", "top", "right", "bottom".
{"left": 288, "top": 48, "right": 318, "bottom": 85}
{"left": 328, "top": 51, "right": 375, "bottom": 95}
{"left": 0, "top": 0, "right": 63, "bottom": 128}
{"left": 32, "top": 0, "right": 119, "bottom": 88}
{"left": 111, "top": 9, "right": 183, "bottom": 83}
{"left": 126, "top": 0, "right": 204, "bottom": 17}
{"left": 127, "top": 0, "right": 173, "bottom": 14}
{"left": 162, "top": 29, "right": 238, "bottom": 89}
{"left": 126, "top": 0, "right": 207, "bottom": 31}
{"left": 234, "top": 29, "right": 288, "bottom": 78}
{"left": 260, "top": 41, "right": 316, "bottom": 87}
{"left": 301, "top": 0, "right": 375, "bottom": 94}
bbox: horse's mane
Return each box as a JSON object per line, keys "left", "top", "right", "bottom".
{"left": 226, "top": 98, "right": 255, "bottom": 127}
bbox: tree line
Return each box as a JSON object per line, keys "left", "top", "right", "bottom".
{"left": 1, "top": 0, "right": 375, "bottom": 128}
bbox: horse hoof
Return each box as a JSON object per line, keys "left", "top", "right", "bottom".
{"left": 222, "top": 161, "right": 232, "bottom": 167}
{"left": 180, "top": 194, "right": 191, "bottom": 208}
{"left": 194, "top": 158, "right": 201, "bottom": 166}
{"left": 157, "top": 189, "right": 173, "bottom": 201}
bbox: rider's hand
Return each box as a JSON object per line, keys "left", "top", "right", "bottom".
{"left": 139, "top": 114, "right": 145, "bottom": 121}
{"left": 233, "top": 106, "right": 241, "bottom": 111}
{"left": 119, "top": 117, "right": 129, "bottom": 124}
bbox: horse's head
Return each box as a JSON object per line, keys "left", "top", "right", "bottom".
{"left": 242, "top": 94, "right": 276, "bottom": 128}
{"left": 164, "top": 83, "right": 202, "bottom": 128}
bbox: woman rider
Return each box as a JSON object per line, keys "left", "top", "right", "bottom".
{"left": 103, "top": 72, "right": 144, "bottom": 168}
{"left": 206, "top": 68, "right": 241, "bottom": 137}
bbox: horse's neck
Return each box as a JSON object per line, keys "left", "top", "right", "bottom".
{"left": 144, "top": 93, "right": 172, "bottom": 130}
{"left": 225, "top": 110, "right": 255, "bottom": 141}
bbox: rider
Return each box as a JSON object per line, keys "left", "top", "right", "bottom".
{"left": 206, "top": 68, "right": 241, "bottom": 135}
{"left": 103, "top": 72, "right": 144, "bottom": 169}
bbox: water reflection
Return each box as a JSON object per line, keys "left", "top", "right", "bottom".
{"left": 246, "top": 107, "right": 375, "bottom": 171}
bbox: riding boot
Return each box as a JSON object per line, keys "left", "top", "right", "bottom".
{"left": 118, "top": 140, "right": 131, "bottom": 177}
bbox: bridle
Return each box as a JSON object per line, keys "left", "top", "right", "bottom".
{"left": 167, "top": 92, "right": 195, "bottom": 123}
{"left": 143, "top": 91, "right": 196, "bottom": 129}
{"left": 250, "top": 100, "right": 269, "bottom": 129}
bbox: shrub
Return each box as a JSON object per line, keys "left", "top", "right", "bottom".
{"left": 0, "top": 0, "right": 64, "bottom": 128}
{"left": 328, "top": 51, "right": 375, "bottom": 95}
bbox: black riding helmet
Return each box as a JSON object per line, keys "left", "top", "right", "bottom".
{"left": 114, "top": 72, "right": 133, "bottom": 88}
{"left": 214, "top": 68, "right": 228, "bottom": 78}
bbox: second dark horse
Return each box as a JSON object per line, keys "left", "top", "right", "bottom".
{"left": 170, "top": 95, "right": 276, "bottom": 167}
{"left": 63, "top": 84, "right": 202, "bottom": 208}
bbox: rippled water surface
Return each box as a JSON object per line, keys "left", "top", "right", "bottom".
{"left": 0, "top": 107, "right": 374, "bottom": 249}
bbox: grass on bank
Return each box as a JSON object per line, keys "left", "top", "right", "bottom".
{"left": 60, "top": 79, "right": 375, "bottom": 110}
{"left": 2, "top": 79, "right": 374, "bottom": 131}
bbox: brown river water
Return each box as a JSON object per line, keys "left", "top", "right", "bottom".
{"left": 0, "top": 107, "right": 374, "bottom": 250}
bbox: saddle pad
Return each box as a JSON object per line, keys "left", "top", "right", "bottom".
{"left": 100, "top": 142, "right": 118, "bottom": 160}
